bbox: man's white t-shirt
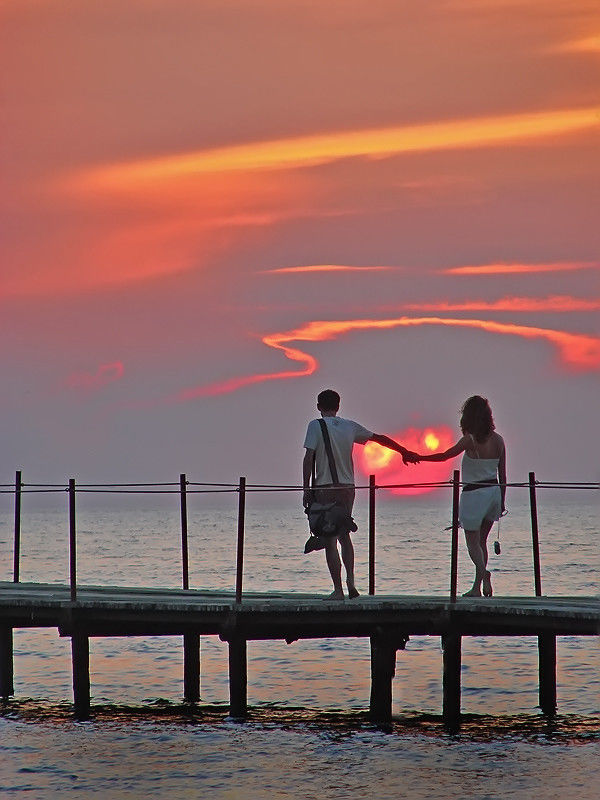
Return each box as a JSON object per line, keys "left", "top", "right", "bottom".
{"left": 303, "top": 416, "right": 373, "bottom": 486}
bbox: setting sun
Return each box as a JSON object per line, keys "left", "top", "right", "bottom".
{"left": 358, "top": 426, "right": 456, "bottom": 495}
{"left": 424, "top": 432, "right": 440, "bottom": 450}
{"left": 362, "top": 441, "right": 395, "bottom": 470}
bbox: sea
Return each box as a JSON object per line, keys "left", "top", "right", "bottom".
{"left": 0, "top": 485, "right": 598, "bottom": 799}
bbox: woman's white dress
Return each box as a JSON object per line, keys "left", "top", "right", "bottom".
{"left": 459, "top": 453, "right": 502, "bottom": 531}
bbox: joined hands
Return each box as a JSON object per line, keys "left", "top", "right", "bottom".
{"left": 402, "top": 450, "right": 420, "bottom": 465}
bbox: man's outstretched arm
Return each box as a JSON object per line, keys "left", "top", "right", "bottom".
{"left": 369, "top": 433, "right": 420, "bottom": 464}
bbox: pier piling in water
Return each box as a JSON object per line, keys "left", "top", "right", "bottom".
{"left": 369, "top": 632, "right": 396, "bottom": 723}
{"left": 71, "top": 632, "right": 90, "bottom": 720}
{"left": 442, "top": 633, "right": 462, "bottom": 732}
{"left": 228, "top": 635, "right": 247, "bottom": 719}
{"left": 0, "top": 626, "right": 14, "bottom": 699}
{"left": 183, "top": 633, "right": 200, "bottom": 702}
{"left": 538, "top": 633, "right": 557, "bottom": 716}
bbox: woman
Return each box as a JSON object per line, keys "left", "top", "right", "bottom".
{"left": 418, "top": 396, "right": 506, "bottom": 597}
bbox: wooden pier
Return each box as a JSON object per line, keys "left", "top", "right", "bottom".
{"left": 1, "top": 581, "right": 598, "bottom": 729}
{"left": 2, "top": 469, "right": 598, "bottom": 729}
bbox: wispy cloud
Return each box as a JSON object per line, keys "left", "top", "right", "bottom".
{"left": 174, "top": 315, "right": 600, "bottom": 403}
{"left": 444, "top": 261, "right": 598, "bottom": 275}
{"left": 551, "top": 35, "right": 600, "bottom": 54}
{"left": 67, "top": 106, "right": 600, "bottom": 190}
{"left": 403, "top": 296, "right": 600, "bottom": 312}
{"left": 262, "top": 264, "right": 395, "bottom": 275}
{"left": 67, "top": 362, "right": 125, "bottom": 392}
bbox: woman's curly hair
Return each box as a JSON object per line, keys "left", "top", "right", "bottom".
{"left": 460, "top": 395, "right": 495, "bottom": 442}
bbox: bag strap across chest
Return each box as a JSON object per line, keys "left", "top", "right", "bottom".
{"left": 318, "top": 418, "right": 340, "bottom": 486}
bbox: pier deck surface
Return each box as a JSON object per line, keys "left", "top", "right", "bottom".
{"left": 1, "top": 581, "right": 598, "bottom": 639}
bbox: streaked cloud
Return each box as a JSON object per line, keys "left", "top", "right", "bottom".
{"left": 444, "top": 261, "right": 598, "bottom": 276}
{"left": 262, "top": 264, "right": 395, "bottom": 275}
{"left": 67, "top": 106, "right": 600, "bottom": 191}
{"left": 403, "top": 296, "right": 600, "bottom": 312}
{"left": 174, "top": 315, "right": 600, "bottom": 403}
{"left": 67, "top": 362, "right": 125, "bottom": 392}
{"left": 552, "top": 35, "right": 600, "bottom": 54}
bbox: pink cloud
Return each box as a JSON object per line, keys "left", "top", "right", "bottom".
{"left": 262, "top": 264, "right": 395, "bottom": 275}
{"left": 443, "top": 261, "right": 597, "bottom": 276}
{"left": 68, "top": 361, "right": 125, "bottom": 392}
{"left": 402, "top": 296, "right": 600, "bottom": 312}
{"left": 173, "top": 315, "right": 600, "bottom": 403}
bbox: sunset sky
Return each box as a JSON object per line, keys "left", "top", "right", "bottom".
{"left": 2, "top": 0, "right": 599, "bottom": 494}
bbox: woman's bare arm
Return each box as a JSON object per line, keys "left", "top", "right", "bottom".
{"left": 416, "top": 435, "right": 469, "bottom": 462}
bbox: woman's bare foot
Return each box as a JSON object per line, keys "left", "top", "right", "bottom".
{"left": 462, "top": 586, "right": 482, "bottom": 597}
{"left": 324, "top": 590, "right": 345, "bottom": 601}
{"left": 483, "top": 571, "right": 493, "bottom": 597}
{"left": 347, "top": 584, "right": 360, "bottom": 599}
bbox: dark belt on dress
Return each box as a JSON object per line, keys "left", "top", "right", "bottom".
{"left": 462, "top": 477, "right": 499, "bottom": 492}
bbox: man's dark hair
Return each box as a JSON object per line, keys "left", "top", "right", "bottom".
{"left": 317, "top": 389, "right": 340, "bottom": 412}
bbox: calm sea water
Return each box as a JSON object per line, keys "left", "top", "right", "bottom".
{"left": 0, "top": 488, "right": 598, "bottom": 798}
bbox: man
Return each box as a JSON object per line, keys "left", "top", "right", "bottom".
{"left": 303, "top": 389, "right": 419, "bottom": 600}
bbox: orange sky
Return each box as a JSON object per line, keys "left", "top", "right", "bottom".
{"left": 1, "top": 0, "right": 599, "bottom": 485}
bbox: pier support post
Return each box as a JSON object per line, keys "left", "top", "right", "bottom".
{"left": 538, "top": 633, "right": 557, "bottom": 716}
{"left": 442, "top": 633, "right": 462, "bottom": 732}
{"left": 369, "top": 633, "right": 396, "bottom": 723}
{"left": 71, "top": 633, "right": 90, "bottom": 720}
{"left": 228, "top": 636, "right": 247, "bottom": 719}
{"left": 0, "top": 627, "right": 14, "bottom": 699}
{"left": 183, "top": 633, "right": 200, "bottom": 702}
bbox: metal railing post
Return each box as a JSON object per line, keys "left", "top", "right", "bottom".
{"left": 235, "top": 477, "right": 246, "bottom": 604}
{"left": 180, "top": 473, "right": 189, "bottom": 590}
{"left": 450, "top": 470, "right": 460, "bottom": 602}
{"left": 13, "top": 470, "right": 22, "bottom": 583}
{"left": 69, "top": 479, "right": 77, "bottom": 601}
{"left": 529, "top": 471, "right": 542, "bottom": 596}
{"left": 368, "top": 474, "right": 376, "bottom": 595}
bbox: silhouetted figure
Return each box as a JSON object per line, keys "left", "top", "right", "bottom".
{"left": 303, "top": 389, "right": 419, "bottom": 600}
{"left": 417, "top": 395, "right": 506, "bottom": 597}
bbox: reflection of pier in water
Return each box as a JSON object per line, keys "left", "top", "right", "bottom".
{"left": 1, "top": 470, "right": 599, "bottom": 731}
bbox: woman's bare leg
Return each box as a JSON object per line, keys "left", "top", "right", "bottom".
{"left": 480, "top": 519, "right": 494, "bottom": 596}
{"left": 463, "top": 529, "right": 487, "bottom": 596}
{"left": 479, "top": 518, "right": 494, "bottom": 569}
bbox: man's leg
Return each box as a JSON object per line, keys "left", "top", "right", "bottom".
{"left": 324, "top": 537, "right": 344, "bottom": 598}
{"left": 338, "top": 532, "right": 358, "bottom": 597}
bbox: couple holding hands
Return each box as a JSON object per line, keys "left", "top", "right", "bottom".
{"left": 302, "top": 390, "right": 506, "bottom": 600}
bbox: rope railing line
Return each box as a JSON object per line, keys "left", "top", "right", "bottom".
{"left": 188, "top": 482, "right": 243, "bottom": 488}
{"left": 20, "top": 484, "right": 67, "bottom": 489}
{"left": 73, "top": 488, "right": 238, "bottom": 495}
{"left": 536, "top": 482, "right": 600, "bottom": 489}
{"left": 24, "top": 482, "right": 180, "bottom": 488}
{"left": 2, "top": 478, "right": 598, "bottom": 496}
{"left": 1, "top": 488, "right": 67, "bottom": 494}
